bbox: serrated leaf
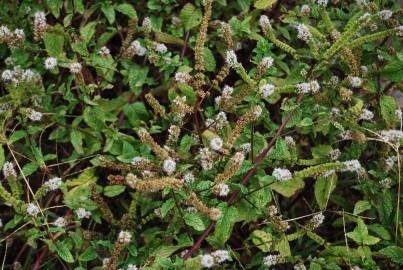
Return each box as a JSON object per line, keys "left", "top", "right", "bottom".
{"left": 271, "top": 178, "right": 304, "bottom": 197}
{"left": 254, "top": 0, "right": 277, "bottom": 9}
{"left": 380, "top": 95, "right": 397, "bottom": 127}
{"left": 204, "top": 47, "right": 216, "bottom": 72}
{"left": 251, "top": 230, "right": 272, "bottom": 252}
{"left": 74, "top": 0, "right": 85, "bottom": 14}
{"left": 380, "top": 60, "right": 403, "bottom": 82}
{"left": 353, "top": 200, "right": 371, "bottom": 215}
{"left": 103, "top": 185, "right": 126, "bottom": 197}
{"left": 180, "top": 3, "right": 202, "bottom": 31}
{"left": 70, "top": 130, "right": 84, "bottom": 154}
{"left": 184, "top": 212, "right": 206, "bottom": 231}
{"left": 57, "top": 243, "right": 74, "bottom": 263}
{"left": 80, "top": 21, "right": 97, "bottom": 44}
{"left": 115, "top": 3, "right": 137, "bottom": 18}
{"left": 101, "top": 4, "right": 116, "bottom": 24}
{"left": 83, "top": 107, "right": 105, "bottom": 130}
{"left": 45, "top": 0, "right": 63, "bottom": 18}
{"left": 379, "top": 246, "right": 403, "bottom": 264}
{"left": 44, "top": 31, "right": 65, "bottom": 57}
{"left": 275, "top": 236, "right": 291, "bottom": 257}
{"left": 161, "top": 198, "right": 176, "bottom": 218}
{"left": 78, "top": 246, "right": 97, "bottom": 262}
{"left": 208, "top": 205, "right": 238, "bottom": 246}
{"left": 315, "top": 173, "right": 337, "bottom": 210}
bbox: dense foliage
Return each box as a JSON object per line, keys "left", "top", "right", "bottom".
{"left": 0, "top": 0, "right": 402, "bottom": 269}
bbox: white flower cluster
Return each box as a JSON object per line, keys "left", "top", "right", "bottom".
{"left": 206, "top": 111, "right": 229, "bottom": 131}
{"left": 131, "top": 156, "right": 148, "bottom": 165}
{"left": 296, "top": 24, "right": 312, "bottom": 42}
{"left": 225, "top": 50, "right": 238, "bottom": 68}
{"left": 53, "top": 217, "right": 67, "bottom": 228}
{"left": 2, "top": 67, "right": 39, "bottom": 84}
{"left": 215, "top": 183, "right": 230, "bottom": 197}
{"left": 199, "top": 147, "right": 214, "bottom": 170}
{"left": 99, "top": 46, "right": 110, "bottom": 56}
{"left": 209, "top": 137, "right": 223, "bottom": 151}
{"left": 285, "top": 136, "right": 296, "bottom": 148}
{"left": 294, "top": 263, "right": 307, "bottom": 270}
{"left": 127, "top": 40, "right": 147, "bottom": 57}
{"left": 260, "top": 56, "right": 274, "bottom": 69}
{"left": 253, "top": 105, "right": 263, "bottom": 118}
{"left": 45, "top": 177, "right": 62, "bottom": 191}
{"left": 44, "top": 57, "right": 58, "bottom": 70}
{"left": 215, "top": 85, "right": 233, "bottom": 106}
{"left": 27, "top": 108, "right": 43, "bottom": 121}
{"left": 184, "top": 172, "right": 195, "bottom": 184}
{"left": 359, "top": 109, "right": 374, "bottom": 120}
{"left": 259, "top": 15, "right": 271, "bottom": 31}
{"left": 349, "top": 76, "right": 362, "bottom": 87}
{"left": 76, "top": 208, "right": 91, "bottom": 219}
{"left": 380, "top": 130, "right": 403, "bottom": 144}
{"left": 118, "top": 231, "right": 132, "bottom": 244}
{"left": 329, "top": 148, "right": 341, "bottom": 160}
{"left": 200, "top": 250, "right": 230, "bottom": 268}
{"left": 239, "top": 142, "right": 251, "bottom": 153}
{"left": 0, "top": 25, "right": 25, "bottom": 47}
{"left": 69, "top": 62, "right": 82, "bottom": 74}
{"left": 316, "top": 0, "right": 328, "bottom": 7}
{"left": 259, "top": 83, "right": 275, "bottom": 98}
{"left": 185, "top": 206, "right": 198, "bottom": 213}
{"left": 33, "top": 11, "right": 47, "bottom": 40}
{"left": 127, "top": 264, "right": 138, "bottom": 270}
{"left": 263, "top": 254, "right": 281, "bottom": 267}
{"left": 273, "top": 168, "right": 292, "bottom": 181}
{"left": 142, "top": 17, "right": 152, "bottom": 31}
{"left": 300, "top": 5, "right": 311, "bottom": 15}
{"left": 175, "top": 72, "right": 191, "bottom": 84}
{"left": 342, "top": 160, "right": 362, "bottom": 173}
{"left": 310, "top": 212, "right": 325, "bottom": 229}
{"left": 379, "top": 10, "right": 393, "bottom": 20}
{"left": 379, "top": 177, "right": 392, "bottom": 189}
{"left": 3, "top": 161, "right": 17, "bottom": 178}
{"left": 385, "top": 156, "right": 396, "bottom": 169}
{"left": 397, "top": 26, "right": 403, "bottom": 37}
{"left": 296, "top": 80, "right": 320, "bottom": 94}
{"left": 155, "top": 43, "right": 167, "bottom": 53}
{"left": 27, "top": 203, "right": 40, "bottom": 217}
{"left": 163, "top": 158, "right": 176, "bottom": 174}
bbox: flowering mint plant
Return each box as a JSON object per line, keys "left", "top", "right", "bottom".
{"left": 0, "top": 0, "right": 402, "bottom": 269}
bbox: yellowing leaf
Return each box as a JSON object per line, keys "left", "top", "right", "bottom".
{"left": 254, "top": 0, "right": 277, "bottom": 9}
{"left": 251, "top": 230, "right": 272, "bottom": 252}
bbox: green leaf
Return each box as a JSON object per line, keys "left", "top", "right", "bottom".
{"left": 276, "top": 236, "right": 291, "bottom": 257}
{"left": 208, "top": 205, "right": 238, "bottom": 246}
{"left": 70, "top": 130, "right": 84, "bottom": 154}
{"left": 315, "top": 173, "right": 337, "bottom": 211}
{"left": 353, "top": 200, "right": 371, "bottom": 215}
{"left": 380, "top": 60, "right": 403, "bottom": 82}
{"left": 155, "top": 32, "right": 185, "bottom": 46}
{"left": 104, "top": 185, "right": 126, "bottom": 197}
{"left": 380, "top": 95, "right": 397, "bottom": 127}
{"left": 101, "top": 4, "right": 116, "bottom": 24}
{"left": 78, "top": 246, "right": 97, "bottom": 262}
{"left": 74, "top": 0, "right": 85, "bottom": 14}
{"left": 0, "top": 145, "right": 4, "bottom": 169}
{"left": 45, "top": 0, "right": 63, "bottom": 18}
{"left": 379, "top": 246, "right": 403, "bottom": 264}
{"left": 204, "top": 47, "right": 216, "bottom": 72}
{"left": 83, "top": 107, "right": 105, "bottom": 130}
{"left": 254, "top": 0, "right": 277, "bottom": 9}
{"left": 251, "top": 230, "right": 272, "bottom": 252}
{"left": 115, "top": 3, "right": 137, "bottom": 19}
{"left": 44, "top": 31, "right": 65, "bottom": 57}
{"left": 57, "top": 243, "right": 74, "bottom": 263}
{"left": 180, "top": 3, "right": 202, "bottom": 31}
{"left": 271, "top": 178, "right": 305, "bottom": 197}
{"left": 184, "top": 212, "right": 206, "bottom": 231}
{"left": 80, "top": 21, "right": 97, "bottom": 44}
{"left": 161, "top": 198, "right": 176, "bottom": 218}
{"left": 346, "top": 219, "right": 380, "bottom": 246}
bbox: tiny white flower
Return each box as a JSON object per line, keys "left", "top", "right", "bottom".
{"left": 131, "top": 156, "right": 148, "bottom": 165}
{"left": 127, "top": 264, "right": 138, "bottom": 270}
{"left": 225, "top": 50, "right": 238, "bottom": 68}
{"left": 300, "top": 5, "right": 311, "bottom": 15}
{"left": 316, "top": 0, "right": 328, "bottom": 7}
{"left": 379, "top": 177, "right": 392, "bottom": 189}
{"left": 184, "top": 172, "right": 195, "bottom": 184}
{"left": 285, "top": 136, "right": 296, "bottom": 147}
{"left": 76, "top": 208, "right": 91, "bottom": 219}
{"left": 69, "top": 62, "right": 82, "bottom": 74}
{"left": 118, "top": 231, "right": 132, "bottom": 244}
{"left": 379, "top": 10, "right": 393, "bottom": 20}
{"left": 142, "top": 17, "right": 152, "bottom": 31}
{"left": 14, "top": 28, "right": 25, "bottom": 40}
{"left": 296, "top": 24, "right": 312, "bottom": 42}
{"left": 380, "top": 130, "right": 403, "bottom": 144}
{"left": 175, "top": 72, "right": 191, "bottom": 83}
{"left": 163, "top": 158, "right": 176, "bottom": 174}
{"left": 310, "top": 80, "right": 320, "bottom": 93}
{"left": 155, "top": 43, "right": 167, "bottom": 53}
{"left": 239, "top": 143, "right": 251, "bottom": 153}
{"left": 216, "top": 183, "right": 230, "bottom": 197}
{"left": 1, "top": 69, "right": 14, "bottom": 81}
{"left": 209, "top": 137, "right": 223, "bottom": 151}
{"left": 200, "top": 254, "right": 215, "bottom": 268}
{"left": 222, "top": 85, "right": 233, "bottom": 95}
{"left": 329, "top": 149, "right": 341, "bottom": 160}
{"left": 259, "top": 83, "right": 275, "bottom": 98}
{"left": 263, "top": 254, "right": 280, "bottom": 267}
{"left": 361, "top": 65, "right": 368, "bottom": 74}
{"left": 311, "top": 212, "right": 325, "bottom": 229}
{"left": 45, "top": 177, "right": 62, "bottom": 191}
{"left": 396, "top": 26, "right": 403, "bottom": 37}
{"left": 342, "top": 160, "right": 362, "bottom": 173}
{"left": 296, "top": 82, "right": 311, "bottom": 94}
{"left": 260, "top": 56, "right": 273, "bottom": 69}
{"left": 359, "top": 109, "right": 374, "bottom": 120}
{"left": 294, "top": 263, "right": 307, "bottom": 270}
{"left": 27, "top": 203, "right": 40, "bottom": 217}
{"left": 211, "top": 250, "right": 230, "bottom": 264}
{"left": 185, "top": 206, "right": 198, "bottom": 213}
{"left": 259, "top": 15, "right": 271, "bottom": 31}
{"left": 273, "top": 168, "right": 292, "bottom": 181}
{"left": 99, "top": 46, "right": 110, "bottom": 56}
{"left": 44, "top": 57, "right": 57, "bottom": 70}
{"left": 102, "top": 258, "right": 110, "bottom": 268}
{"left": 3, "top": 161, "right": 17, "bottom": 178}
{"left": 27, "top": 109, "right": 43, "bottom": 121}
{"left": 0, "top": 25, "right": 11, "bottom": 39}
{"left": 349, "top": 76, "right": 362, "bottom": 88}
{"left": 253, "top": 105, "right": 262, "bottom": 117}
{"left": 53, "top": 217, "right": 67, "bottom": 228}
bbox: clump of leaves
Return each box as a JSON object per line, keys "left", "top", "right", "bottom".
{"left": 0, "top": 0, "right": 402, "bottom": 269}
